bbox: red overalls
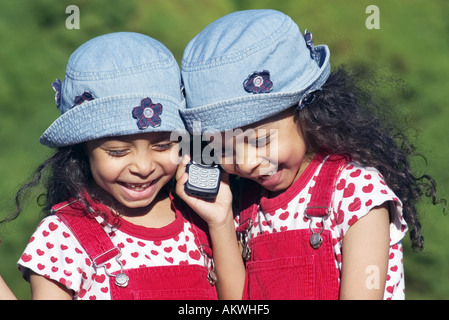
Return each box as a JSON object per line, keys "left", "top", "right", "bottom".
{"left": 52, "top": 193, "right": 217, "bottom": 300}
{"left": 237, "top": 153, "right": 347, "bottom": 300}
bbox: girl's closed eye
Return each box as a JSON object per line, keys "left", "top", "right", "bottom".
{"left": 104, "top": 148, "right": 130, "bottom": 157}
{"left": 249, "top": 135, "right": 271, "bottom": 148}
{"left": 152, "top": 141, "right": 178, "bottom": 151}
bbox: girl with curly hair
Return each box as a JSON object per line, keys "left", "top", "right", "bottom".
{"left": 176, "top": 9, "right": 445, "bottom": 299}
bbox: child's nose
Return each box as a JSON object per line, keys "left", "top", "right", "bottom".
{"left": 130, "top": 152, "right": 155, "bottom": 177}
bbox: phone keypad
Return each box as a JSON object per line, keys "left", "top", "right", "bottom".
{"left": 188, "top": 165, "right": 220, "bottom": 189}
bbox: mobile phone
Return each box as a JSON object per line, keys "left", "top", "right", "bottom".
{"left": 185, "top": 162, "right": 221, "bottom": 199}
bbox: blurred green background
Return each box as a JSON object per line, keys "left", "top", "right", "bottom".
{"left": 0, "top": 0, "right": 448, "bottom": 299}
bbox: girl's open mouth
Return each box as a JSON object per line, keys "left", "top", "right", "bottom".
{"left": 117, "top": 178, "right": 161, "bottom": 202}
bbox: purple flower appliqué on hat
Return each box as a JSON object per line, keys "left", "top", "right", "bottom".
{"left": 132, "top": 97, "right": 163, "bottom": 130}
{"left": 51, "top": 79, "right": 62, "bottom": 109}
{"left": 72, "top": 91, "right": 95, "bottom": 109}
{"left": 304, "top": 29, "right": 321, "bottom": 63}
{"left": 243, "top": 70, "right": 273, "bottom": 94}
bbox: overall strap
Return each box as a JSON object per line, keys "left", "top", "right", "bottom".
{"left": 304, "top": 154, "right": 348, "bottom": 218}
{"left": 53, "top": 199, "right": 129, "bottom": 287}
{"left": 304, "top": 154, "right": 348, "bottom": 249}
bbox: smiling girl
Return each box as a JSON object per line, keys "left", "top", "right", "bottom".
{"left": 7, "top": 32, "right": 242, "bottom": 300}
{"left": 178, "top": 10, "right": 444, "bottom": 299}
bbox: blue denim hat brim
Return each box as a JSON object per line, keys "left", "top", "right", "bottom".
{"left": 180, "top": 9, "right": 330, "bottom": 133}
{"left": 40, "top": 93, "right": 185, "bottom": 148}
{"left": 182, "top": 45, "right": 330, "bottom": 132}
{"left": 40, "top": 32, "right": 185, "bottom": 147}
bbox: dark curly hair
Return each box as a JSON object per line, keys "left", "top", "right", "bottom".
{"left": 294, "top": 66, "right": 446, "bottom": 251}
{"left": 1, "top": 144, "right": 121, "bottom": 231}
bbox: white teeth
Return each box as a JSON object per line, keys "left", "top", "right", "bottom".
{"left": 125, "top": 183, "right": 150, "bottom": 190}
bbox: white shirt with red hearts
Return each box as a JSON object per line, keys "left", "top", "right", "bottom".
{"left": 236, "top": 160, "right": 408, "bottom": 300}
{"left": 18, "top": 210, "right": 208, "bottom": 300}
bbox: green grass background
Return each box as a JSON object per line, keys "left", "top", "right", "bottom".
{"left": 0, "top": 0, "right": 448, "bottom": 299}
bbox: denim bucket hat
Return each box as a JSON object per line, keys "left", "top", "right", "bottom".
{"left": 180, "top": 9, "right": 330, "bottom": 133}
{"left": 40, "top": 32, "right": 185, "bottom": 148}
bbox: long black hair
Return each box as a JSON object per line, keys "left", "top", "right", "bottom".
{"left": 1, "top": 144, "right": 92, "bottom": 225}
{"left": 295, "top": 66, "right": 446, "bottom": 251}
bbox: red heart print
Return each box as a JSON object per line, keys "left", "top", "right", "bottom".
{"left": 78, "top": 289, "right": 87, "bottom": 298}
{"left": 189, "top": 250, "right": 201, "bottom": 261}
{"left": 348, "top": 215, "right": 358, "bottom": 226}
{"left": 137, "top": 241, "right": 146, "bottom": 247}
{"left": 178, "top": 244, "right": 187, "bottom": 253}
{"left": 21, "top": 253, "right": 32, "bottom": 262}
{"left": 343, "top": 183, "right": 355, "bottom": 198}
{"left": 336, "top": 209, "right": 345, "bottom": 225}
{"left": 95, "top": 274, "right": 106, "bottom": 283}
{"left": 362, "top": 184, "right": 374, "bottom": 193}
{"left": 165, "top": 257, "right": 174, "bottom": 264}
{"left": 48, "top": 222, "right": 58, "bottom": 231}
{"left": 336, "top": 178, "right": 346, "bottom": 191}
{"left": 350, "top": 169, "right": 361, "bottom": 178}
{"left": 348, "top": 197, "right": 361, "bottom": 212}
{"left": 279, "top": 211, "right": 289, "bottom": 220}
{"left": 59, "top": 278, "right": 72, "bottom": 288}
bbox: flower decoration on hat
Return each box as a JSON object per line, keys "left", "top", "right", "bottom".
{"left": 72, "top": 91, "right": 95, "bottom": 109}
{"left": 51, "top": 79, "right": 62, "bottom": 109}
{"left": 132, "top": 97, "right": 163, "bottom": 130}
{"left": 243, "top": 70, "right": 273, "bottom": 94}
{"left": 304, "top": 29, "right": 321, "bottom": 64}
{"left": 297, "top": 90, "right": 320, "bottom": 111}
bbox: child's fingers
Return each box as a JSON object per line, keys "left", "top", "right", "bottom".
{"left": 175, "top": 154, "right": 191, "bottom": 198}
